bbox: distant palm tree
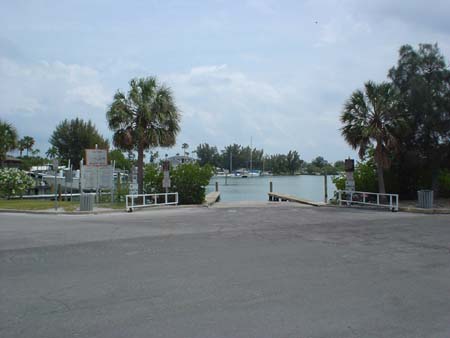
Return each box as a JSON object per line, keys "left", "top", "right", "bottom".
{"left": 18, "top": 139, "right": 26, "bottom": 157}
{"left": 106, "top": 77, "right": 180, "bottom": 194}
{"left": 21, "top": 136, "right": 35, "bottom": 157}
{"left": 46, "top": 146, "right": 58, "bottom": 159}
{"left": 341, "top": 81, "right": 399, "bottom": 194}
{"left": 0, "top": 120, "right": 18, "bottom": 166}
{"left": 182, "top": 143, "right": 189, "bottom": 156}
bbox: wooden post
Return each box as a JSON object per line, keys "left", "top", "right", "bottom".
{"left": 269, "top": 181, "right": 273, "bottom": 201}
{"left": 215, "top": 181, "right": 219, "bottom": 192}
{"left": 324, "top": 173, "right": 328, "bottom": 203}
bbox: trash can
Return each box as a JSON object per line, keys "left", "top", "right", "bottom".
{"left": 417, "top": 190, "right": 433, "bottom": 209}
{"left": 80, "top": 193, "right": 95, "bottom": 211}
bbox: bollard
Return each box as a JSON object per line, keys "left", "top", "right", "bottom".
{"left": 269, "top": 181, "right": 273, "bottom": 201}
{"left": 215, "top": 181, "right": 219, "bottom": 192}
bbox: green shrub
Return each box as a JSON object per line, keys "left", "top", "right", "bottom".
{"left": 0, "top": 168, "right": 35, "bottom": 199}
{"left": 144, "top": 164, "right": 163, "bottom": 194}
{"left": 143, "top": 163, "right": 213, "bottom": 205}
{"left": 170, "top": 163, "right": 213, "bottom": 204}
{"left": 332, "top": 160, "right": 378, "bottom": 193}
{"left": 439, "top": 169, "right": 450, "bottom": 197}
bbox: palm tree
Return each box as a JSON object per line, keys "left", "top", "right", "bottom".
{"left": 106, "top": 77, "right": 180, "bottom": 194}
{"left": 341, "top": 81, "right": 399, "bottom": 194}
{"left": 22, "top": 136, "right": 35, "bottom": 157}
{"left": 31, "top": 148, "right": 40, "bottom": 157}
{"left": 46, "top": 146, "right": 58, "bottom": 159}
{"left": 182, "top": 143, "right": 189, "bottom": 156}
{"left": 0, "top": 120, "right": 18, "bottom": 166}
{"left": 18, "top": 139, "right": 26, "bottom": 157}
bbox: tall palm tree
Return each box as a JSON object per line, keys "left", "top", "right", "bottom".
{"left": 106, "top": 77, "right": 180, "bottom": 194}
{"left": 22, "top": 136, "right": 35, "bottom": 157}
{"left": 341, "top": 81, "right": 399, "bottom": 194}
{"left": 182, "top": 143, "right": 189, "bottom": 156}
{"left": 0, "top": 120, "right": 18, "bottom": 166}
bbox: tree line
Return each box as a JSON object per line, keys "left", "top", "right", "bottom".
{"left": 195, "top": 143, "right": 344, "bottom": 175}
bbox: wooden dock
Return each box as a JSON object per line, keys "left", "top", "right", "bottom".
{"left": 204, "top": 191, "right": 221, "bottom": 206}
{"left": 268, "top": 192, "right": 324, "bottom": 207}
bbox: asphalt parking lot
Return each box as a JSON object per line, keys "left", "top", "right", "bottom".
{"left": 1, "top": 203, "right": 449, "bottom": 338}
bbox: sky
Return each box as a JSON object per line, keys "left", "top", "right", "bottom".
{"left": 1, "top": 0, "right": 449, "bottom": 162}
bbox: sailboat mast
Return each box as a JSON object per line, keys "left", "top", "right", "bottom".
{"left": 250, "top": 136, "right": 253, "bottom": 174}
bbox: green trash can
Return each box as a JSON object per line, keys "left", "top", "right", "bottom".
{"left": 417, "top": 190, "right": 433, "bottom": 209}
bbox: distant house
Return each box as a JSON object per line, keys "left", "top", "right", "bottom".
{"left": 1, "top": 156, "right": 22, "bottom": 169}
{"left": 166, "top": 155, "right": 196, "bottom": 167}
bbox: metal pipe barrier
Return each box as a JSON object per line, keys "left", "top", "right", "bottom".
{"left": 126, "top": 193, "right": 179, "bottom": 212}
{"left": 337, "top": 190, "right": 399, "bottom": 212}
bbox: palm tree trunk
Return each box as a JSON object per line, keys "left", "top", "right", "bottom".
{"left": 137, "top": 146, "right": 145, "bottom": 195}
{"left": 376, "top": 163, "right": 386, "bottom": 194}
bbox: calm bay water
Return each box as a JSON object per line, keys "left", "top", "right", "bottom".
{"left": 206, "top": 175, "right": 337, "bottom": 202}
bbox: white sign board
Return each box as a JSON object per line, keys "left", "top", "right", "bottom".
{"left": 81, "top": 165, "right": 114, "bottom": 190}
{"left": 129, "top": 183, "right": 138, "bottom": 195}
{"left": 345, "top": 172, "right": 355, "bottom": 191}
{"left": 85, "top": 149, "right": 108, "bottom": 166}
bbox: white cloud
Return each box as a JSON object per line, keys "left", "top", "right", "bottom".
{"left": 162, "top": 64, "right": 350, "bottom": 160}
{"left": 0, "top": 57, "right": 112, "bottom": 151}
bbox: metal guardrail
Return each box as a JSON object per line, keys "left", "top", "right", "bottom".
{"left": 337, "top": 190, "right": 399, "bottom": 211}
{"left": 126, "top": 193, "right": 179, "bottom": 211}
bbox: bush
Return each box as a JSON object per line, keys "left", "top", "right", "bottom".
{"left": 439, "top": 169, "right": 450, "bottom": 197}
{"left": 0, "top": 168, "right": 35, "bottom": 199}
{"left": 170, "top": 163, "right": 213, "bottom": 204}
{"left": 144, "top": 164, "right": 163, "bottom": 194}
{"left": 143, "top": 163, "right": 213, "bottom": 205}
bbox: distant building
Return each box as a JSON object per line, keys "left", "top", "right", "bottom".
{"left": 1, "top": 156, "right": 22, "bottom": 169}
{"left": 166, "top": 155, "right": 196, "bottom": 167}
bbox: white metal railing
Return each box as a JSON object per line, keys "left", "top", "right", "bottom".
{"left": 126, "top": 193, "right": 178, "bottom": 211}
{"left": 337, "top": 190, "right": 399, "bottom": 211}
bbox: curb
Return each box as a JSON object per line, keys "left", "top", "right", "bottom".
{"left": 0, "top": 208, "right": 127, "bottom": 215}
{"left": 398, "top": 207, "right": 450, "bottom": 214}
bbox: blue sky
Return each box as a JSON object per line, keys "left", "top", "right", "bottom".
{"left": 1, "top": 0, "right": 449, "bottom": 162}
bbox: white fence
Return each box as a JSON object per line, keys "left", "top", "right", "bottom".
{"left": 126, "top": 193, "right": 178, "bottom": 211}
{"left": 337, "top": 190, "right": 399, "bottom": 211}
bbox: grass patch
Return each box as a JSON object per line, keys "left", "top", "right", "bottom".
{"left": 97, "top": 202, "right": 125, "bottom": 210}
{"left": 0, "top": 199, "right": 79, "bottom": 211}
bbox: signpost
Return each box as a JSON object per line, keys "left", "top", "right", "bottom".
{"left": 162, "top": 161, "right": 171, "bottom": 204}
{"left": 345, "top": 158, "right": 355, "bottom": 191}
{"left": 129, "top": 166, "right": 138, "bottom": 195}
{"left": 162, "top": 161, "right": 171, "bottom": 192}
{"left": 52, "top": 159, "right": 59, "bottom": 210}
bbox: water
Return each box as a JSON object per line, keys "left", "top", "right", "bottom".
{"left": 206, "top": 175, "right": 337, "bottom": 202}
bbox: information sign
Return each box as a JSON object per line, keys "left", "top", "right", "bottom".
{"left": 85, "top": 149, "right": 108, "bottom": 166}
{"left": 81, "top": 165, "right": 114, "bottom": 189}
